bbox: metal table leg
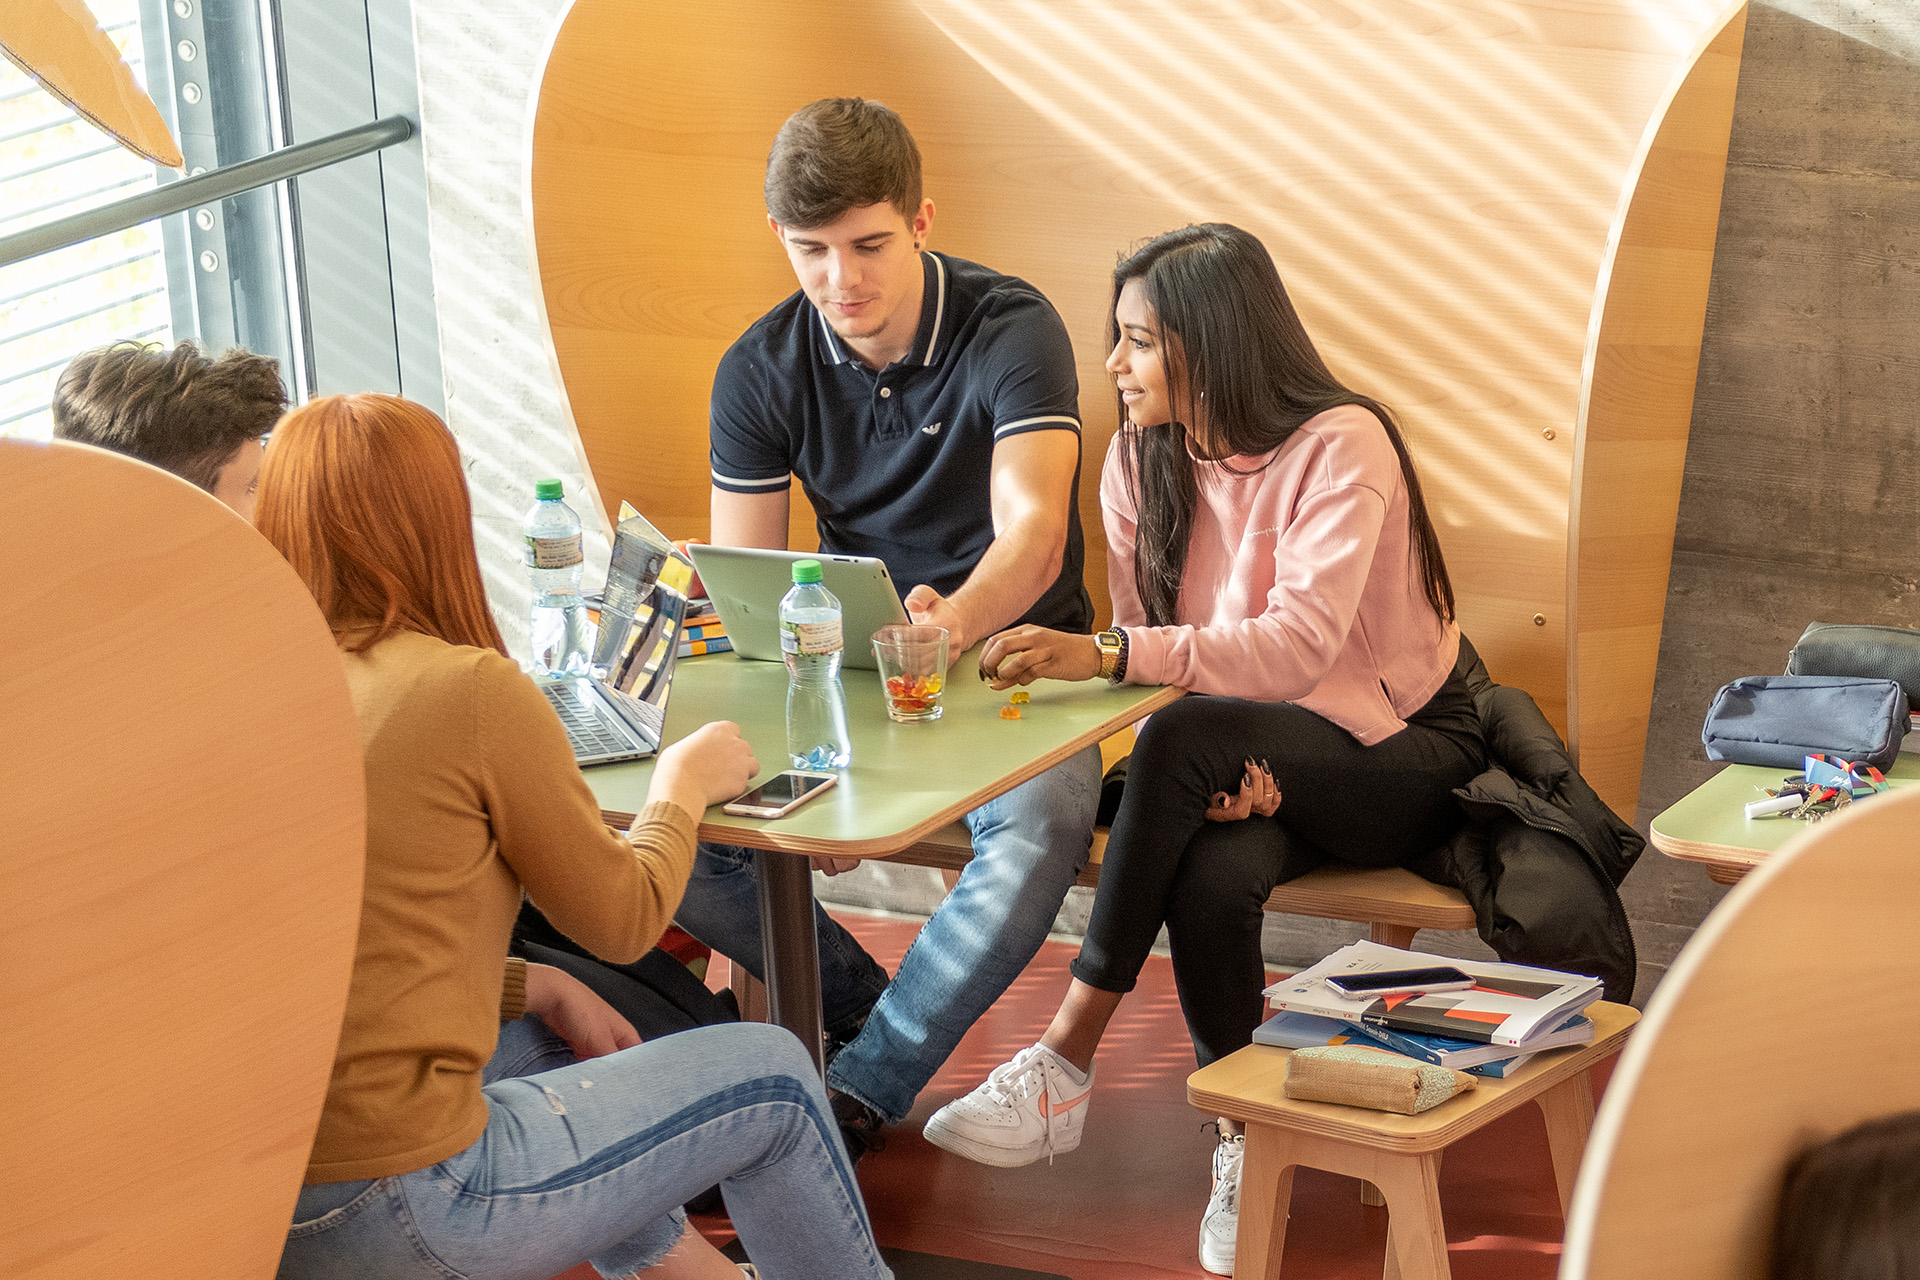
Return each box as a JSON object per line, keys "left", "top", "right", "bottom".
{"left": 755, "top": 848, "right": 827, "bottom": 1077}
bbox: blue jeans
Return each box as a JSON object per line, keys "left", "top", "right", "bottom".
{"left": 278, "top": 1019, "right": 891, "bottom": 1280}
{"left": 674, "top": 745, "right": 1102, "bottom": 1122}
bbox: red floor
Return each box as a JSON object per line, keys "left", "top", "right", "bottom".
{"left": 563, "top": 910, "right": 1612, "bottom": 1279}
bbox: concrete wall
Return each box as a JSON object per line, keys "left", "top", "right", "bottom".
{"left": 1628, "top": 1, "right": 1920, "bottom": 997}
{"left": 409, "top": 1, "right": 1920, "bottom": 999}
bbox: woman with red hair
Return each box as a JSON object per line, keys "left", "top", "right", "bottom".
{"left": 257, "top": 394, "right": 892, "bottom": 1280}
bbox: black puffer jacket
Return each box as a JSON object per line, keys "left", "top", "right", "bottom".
{"left": 1406, "top": 637, "right": 1642, "bottom": 1001}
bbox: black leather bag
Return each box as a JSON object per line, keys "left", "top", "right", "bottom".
{"left": 1787, "top": 622, "right": 1920, "bottom": 711}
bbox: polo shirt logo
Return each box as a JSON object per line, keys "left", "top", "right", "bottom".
{"left": 923, "top": 422, "right": 943, "bottom": 435}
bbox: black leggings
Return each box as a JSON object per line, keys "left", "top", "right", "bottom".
{"left": 1070, "top": 673, "right": 1486, "bottom": 1067}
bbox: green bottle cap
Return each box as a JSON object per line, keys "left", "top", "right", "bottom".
{"left": 534, "top": 479, "right": 564, "bottom": 500}
{"left": 791, "top": 558, "right": 824, "bottom": 584}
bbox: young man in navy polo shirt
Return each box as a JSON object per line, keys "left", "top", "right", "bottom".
{"left": 672, "top": 98, "right": 1104, "bottom": 1156}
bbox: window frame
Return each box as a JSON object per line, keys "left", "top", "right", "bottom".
{"left": 0, "top": 0, "right": 442, "bottom": 423}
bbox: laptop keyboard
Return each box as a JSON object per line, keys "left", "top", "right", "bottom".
{"left": 542, "top": 683, "right": 640, "bottom": 759}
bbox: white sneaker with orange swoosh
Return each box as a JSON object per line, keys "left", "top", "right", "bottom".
{"left": 923, "top": 1043, "right": 1093, "bottom": 1167}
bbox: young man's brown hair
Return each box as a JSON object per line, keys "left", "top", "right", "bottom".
{"left": 51, "top": 340, "right": 286, "bottom": 492}
{"left": 763, "top": 97, "right": 922, "bottom": 230}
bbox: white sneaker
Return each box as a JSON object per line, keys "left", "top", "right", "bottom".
{"left": 922, "top": 1043, "right": 1093, "bottom": 1167}
{"left": 1199, "top": 1131, "right": 1244, "bottom": 1275}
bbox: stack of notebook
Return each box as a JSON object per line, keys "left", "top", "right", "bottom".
{"left": 678, "top": 597, "right": 732, "bottom": 658}
{"left": 1255, "top": 941, "right": 1604, "bottom": 1078}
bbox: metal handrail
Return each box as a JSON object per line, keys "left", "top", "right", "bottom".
{"left": 0, "top": 115, "right": 415, "bottom": 269}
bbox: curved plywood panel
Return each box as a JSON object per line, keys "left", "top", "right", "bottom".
{"left": 1569, "top": 12, "right": 1747, "bottom": 816}
{"left": 1561, "top": 785, "right": 1920, "bottom": 1279}
{"left": 0, "top": 0, "right": 182, "bottom": 166}
{"left": 0, "top": 441, "right": 364, "bottom": 1278}
{"left": 530, "top": 1, "right": 1746, "bottom": 806}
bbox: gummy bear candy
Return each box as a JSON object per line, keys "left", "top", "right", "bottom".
{"left": 885, "top": 672, "right": 942, "bottom": 714}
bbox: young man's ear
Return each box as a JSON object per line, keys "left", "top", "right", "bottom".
{"left": 767, "top": 214, "right": 787, "bottom": 245}
{"left": 911, "top": 198, "right": 935, "bottom": 251}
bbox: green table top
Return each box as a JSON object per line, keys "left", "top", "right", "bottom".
{"left": 584, "top": 647, "right": 1180, "bottom": 858}
{"left": 1649, "top": 753, "right": 1920, "bottom": 870}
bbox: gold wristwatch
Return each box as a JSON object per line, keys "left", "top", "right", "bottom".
{"left": 1095, "top": 629, "right": 1127, "bottom": 684}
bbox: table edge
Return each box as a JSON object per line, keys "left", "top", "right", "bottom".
{"left": 599, "top": 684, "right": 1183, "bottom": 858}
{"left": 1649, "top": 827, "right": 1767, "bottom": 869}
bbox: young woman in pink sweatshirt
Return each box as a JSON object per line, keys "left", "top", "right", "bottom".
{"left": 923, "top": 224, "right": 1487, "bottom": 1273}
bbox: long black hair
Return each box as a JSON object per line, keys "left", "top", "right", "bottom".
{"left": 1112, "top": 223, "right": 1455, "bottom": 627}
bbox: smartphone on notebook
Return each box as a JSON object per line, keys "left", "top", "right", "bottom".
{"left": 722, "top": 770, "right": 838, "bottom": 819}
{"left": 1323, "top": 966, "right": 1474, "bottom": 999}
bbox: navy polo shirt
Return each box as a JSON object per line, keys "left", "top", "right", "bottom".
{"left": 709, "top": 251, "right": 1093, "bottom": 634}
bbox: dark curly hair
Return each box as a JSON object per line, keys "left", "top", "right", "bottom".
{"left": 51, "top": 340, "right": 286, "bottom": 492}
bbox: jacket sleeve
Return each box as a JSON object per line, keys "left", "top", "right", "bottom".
{"left": 473, "top": 653, "right": 698, "bottom": 964}
{"left": 1122, "top": 460, "right": 1390, "bottom": 701}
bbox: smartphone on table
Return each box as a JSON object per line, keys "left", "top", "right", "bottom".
{"left": 1323, "top": 966, "right": 1475, "bottom": 999}
{"left": 722, "top": 770, "right": 838, "bottom": 819}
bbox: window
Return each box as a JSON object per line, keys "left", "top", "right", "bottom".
{"left": 0, "top": 1, "right": 172, "bottom": 438}
{"left": 0, "top": 0, "right": 438, "bottom": 440}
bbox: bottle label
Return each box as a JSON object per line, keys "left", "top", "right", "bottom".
{"left": 781, "top": 618, "right": 843, "bottom": 655}
{"left": 526, "top": 533, "right": 583, "bottom": 569}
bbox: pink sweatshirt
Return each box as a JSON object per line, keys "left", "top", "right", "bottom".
{"left": 1103, "top": 404, "right": 1459, "bottom": 746}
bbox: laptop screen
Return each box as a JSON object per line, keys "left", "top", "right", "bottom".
{"left": 592, "top": 503, "right": 694, "bottom": 746}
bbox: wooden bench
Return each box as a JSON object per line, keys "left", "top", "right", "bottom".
{"left": 877, "top": 729, "right": 1473, "bottom": 944}
{"left": 729, "top": 817, "right": 1477, "bottom": 1012}
{"left": 883, "top": 819, "right": 1479, "bottom": 952}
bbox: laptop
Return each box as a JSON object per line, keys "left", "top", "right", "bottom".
{"left": 539, "top": 504, "right": 692, "bottom": 766}
{"left": 688, "top": 545, "right": 910, "bottom": 671}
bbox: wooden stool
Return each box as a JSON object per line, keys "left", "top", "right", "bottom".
{"left": 1187, "top": 1002, "right": 1639, "bottom": 1280}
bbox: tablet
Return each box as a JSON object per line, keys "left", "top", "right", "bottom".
{"left": 688, "top": 545, "right": 911, "bottom": 671}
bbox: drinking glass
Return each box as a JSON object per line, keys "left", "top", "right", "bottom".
{"left": 872, "top": 624, "right": 949, "bottom": 722}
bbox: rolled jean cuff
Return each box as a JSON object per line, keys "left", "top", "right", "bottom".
{"left": 1067, "top": 955, "right": 1138, "bottom": 995}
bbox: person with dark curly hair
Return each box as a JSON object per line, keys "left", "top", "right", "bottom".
{"left": 51, "top": 339, "right": 286, "bottom": 517}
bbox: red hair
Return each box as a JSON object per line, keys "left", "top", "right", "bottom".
{"left": 256, "top": 393, "right": 507, "bottom": 656}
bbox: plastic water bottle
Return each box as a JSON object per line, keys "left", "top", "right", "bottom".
{"left": 780, "top": 558, "right": 851, "bottom": 769}
{"left": 524, "top": 479, "right": 590, "bottom": 676}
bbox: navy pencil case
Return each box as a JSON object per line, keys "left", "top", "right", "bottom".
{"left": 1701, "top": 675, "right": 1909, "bottom": 770}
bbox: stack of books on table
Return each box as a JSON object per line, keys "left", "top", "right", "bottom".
{"left": 1255, "top": 940, "right": 1604, "bottom": 1079}
{"left": 678, "top": 598, "right": 731, "bottom": 658}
